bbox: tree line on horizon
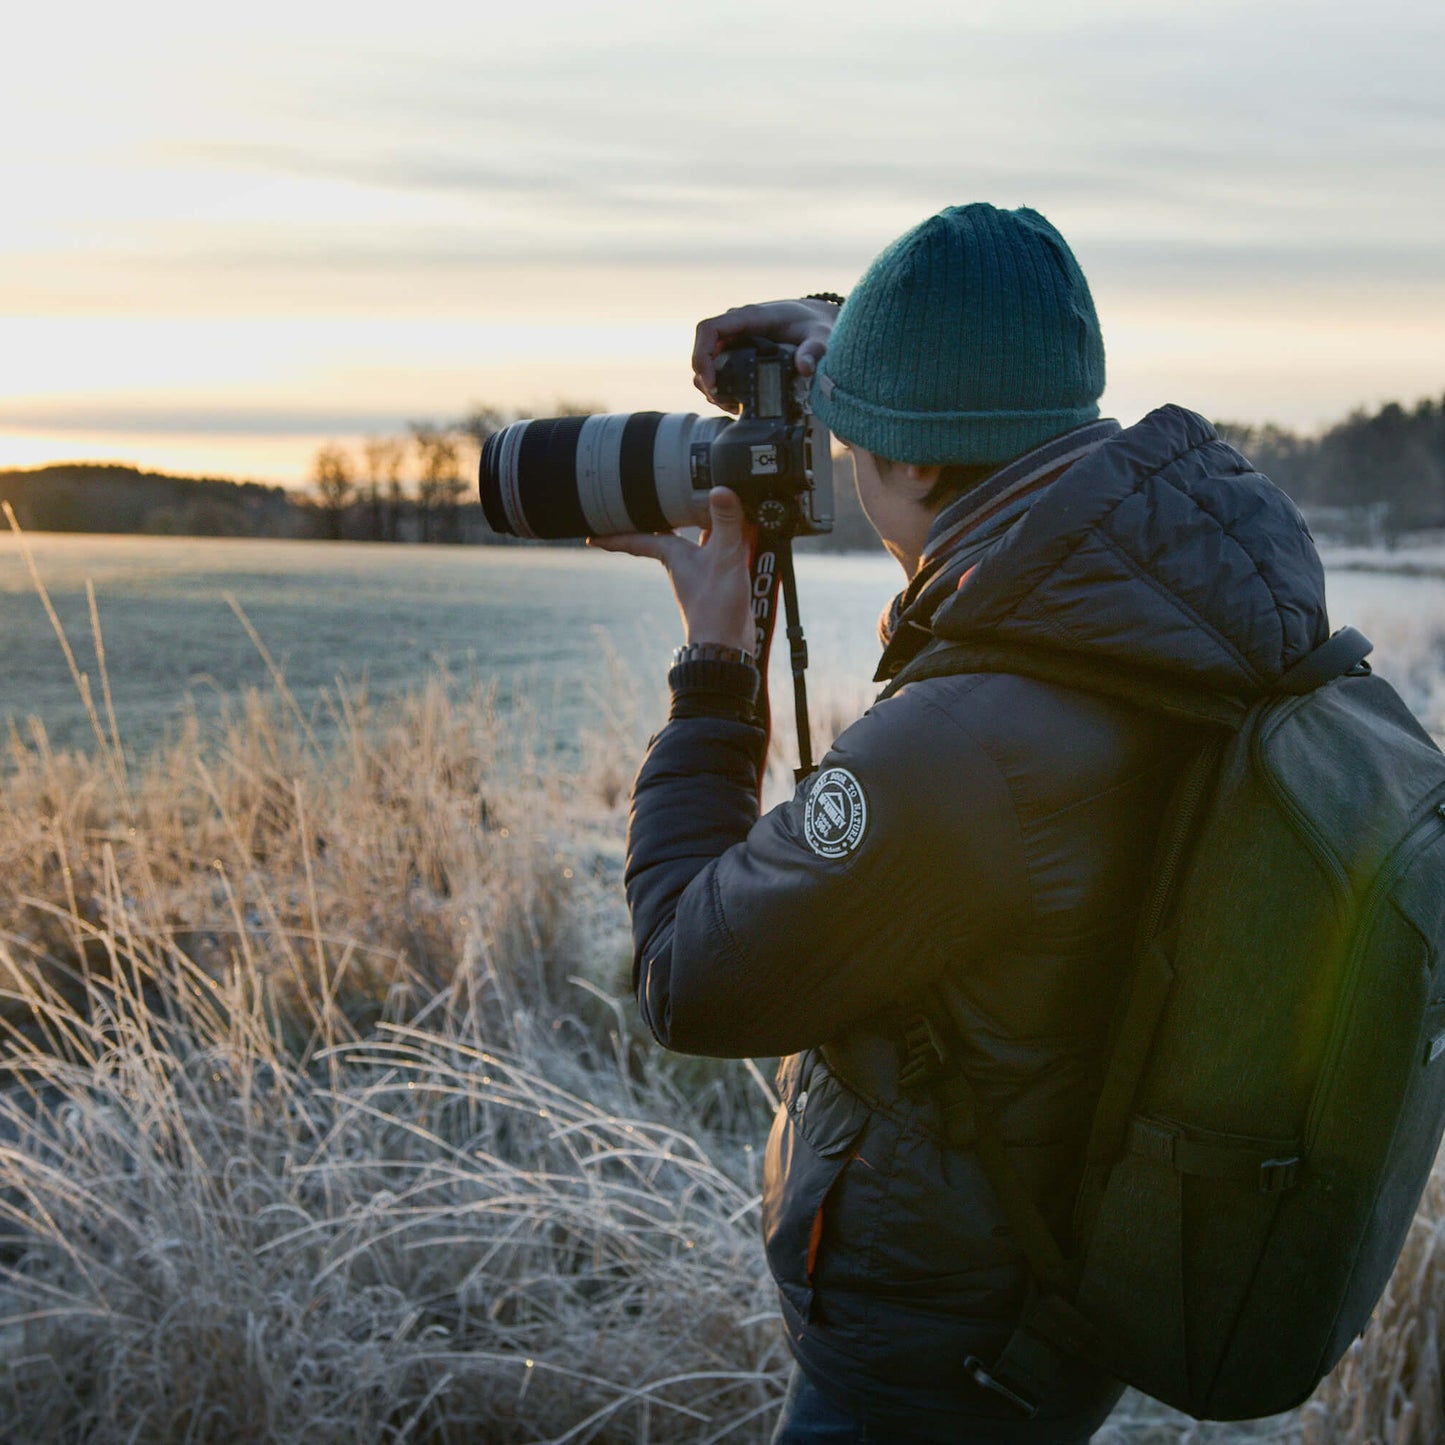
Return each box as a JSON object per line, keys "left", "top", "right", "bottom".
{"left": 3, "top": 392, "right": 1443, "bottom": 549}
{"left": 1216, "top": 392, "right": 1445, "bottom": 542}
{"left": 0, "top": 406, "right": 590, "bottom": 547}
{"left": 308, "top": 402, "right": 609, "bottom": 544}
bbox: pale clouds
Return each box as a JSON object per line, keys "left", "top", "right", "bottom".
{"left": 2, "top": 0, "right": 1442, "bottom": 478}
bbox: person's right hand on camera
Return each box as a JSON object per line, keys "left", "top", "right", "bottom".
{"left": 691, "top": 297, "right": 839, "bottom": 412}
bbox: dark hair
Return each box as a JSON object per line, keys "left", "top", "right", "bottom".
{"left": 922, "top": 461, "right": 1004, "bottom": 512}
{"left": 866, "top": 450, "right": 1012, "bottom": 512}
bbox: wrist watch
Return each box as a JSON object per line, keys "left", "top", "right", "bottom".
{"left": 671, "top": 642, "right": 755, "bottom": 667}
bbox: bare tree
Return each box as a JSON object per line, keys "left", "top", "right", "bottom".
{"left": 456, "top": 403, "right": 511, "bottom": 452}
{"left": 550, "top": 397, "right": 606, "bottom": 418}
{"left": 312, "top": 443, "right": 355, "bottom": 540}
{"left": 361, "top": 436, "right": 406, "bottom": 542}
{"left": 455, "top": 397, "right": 602, "bottom": 451}
{"left": 410, "top": 422, "right": 463, "bottom": 544}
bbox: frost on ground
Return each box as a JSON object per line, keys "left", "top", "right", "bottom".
{"left": 0, "top": 539, "right": 1443, "bottom": 1438}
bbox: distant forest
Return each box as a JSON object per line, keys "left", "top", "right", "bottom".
{"left": 1216, "top": 393, "right": 1445, "bottom": 543}
{"left": 3, "top": 393, "right": 1443, "bottom": 550}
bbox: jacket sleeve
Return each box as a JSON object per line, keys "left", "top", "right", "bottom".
{"left": 626, "top": 668, "right": 1032, "bottom": 1058}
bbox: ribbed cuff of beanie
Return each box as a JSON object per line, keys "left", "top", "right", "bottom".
{"left": 807, "top": 203, "right": 1106, "bottom": 466}
{"left": 667, "top": 658, "right": 761, "bottom": 724}
{"left": 813, "top": 374, "right": 1100, "bottom": 466}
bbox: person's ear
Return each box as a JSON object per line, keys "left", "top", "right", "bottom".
{"left": 899, "top": 462, "right": 942, "bottom": 501}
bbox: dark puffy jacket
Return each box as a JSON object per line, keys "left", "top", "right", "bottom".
{"left": 625, "top": 407, "right": 1329, "bottom": 1434}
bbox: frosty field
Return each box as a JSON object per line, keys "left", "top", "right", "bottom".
{"left": 2, "top": 533, "right": 1442, "bottom": 763}
{"left": 1, "top": 529, "right": 1444, "bottom": 1442}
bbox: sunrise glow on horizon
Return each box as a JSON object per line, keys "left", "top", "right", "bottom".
{"left": 4, "top": 0, "right": 1442, "bottom": 485}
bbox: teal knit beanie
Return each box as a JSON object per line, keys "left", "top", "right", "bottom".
{"left": 810, "top": 203, "right": 1105, "bottom": 465}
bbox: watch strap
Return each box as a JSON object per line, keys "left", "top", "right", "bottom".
{"left": 672, "top": 642, "right": 754, "bottom": 667}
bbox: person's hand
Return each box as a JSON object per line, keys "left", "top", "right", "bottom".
{"left": 692, "top": 298, "right": 839, "bottom": 412}
{"left": 586, "top": 488, "right": 755, "bottom": 655}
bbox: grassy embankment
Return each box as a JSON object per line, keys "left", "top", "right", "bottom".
{"left": 1, "top": 513, "right": 1444, "bottom": 1442}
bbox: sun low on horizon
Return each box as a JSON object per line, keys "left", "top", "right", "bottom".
{"left": 3, "top": 0, "right": 1442, "bottom": 487}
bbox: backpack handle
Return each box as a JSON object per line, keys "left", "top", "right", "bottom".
{"left": 1273, "top": 626, "right": 1373, "bottom": 695}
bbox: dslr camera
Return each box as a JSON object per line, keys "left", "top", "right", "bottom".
{"left": 478, "top": 340, "right": 833, "bottom": 541}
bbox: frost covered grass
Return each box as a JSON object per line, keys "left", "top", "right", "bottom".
{"left": 0, "top": 656, "right": 789, "bottom": 1442}
{"left": 2, "top": 513, "right": 1445, "bottom": 1440}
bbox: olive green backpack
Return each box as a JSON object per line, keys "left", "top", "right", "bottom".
{"left": 884, "top": 625, "right": 1445, "bottom": 1420}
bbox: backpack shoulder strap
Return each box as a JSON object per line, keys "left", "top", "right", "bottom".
{"left": 906, "top": 1013, "right": 1105, "bottom": 1417}
{"left": 1073, "top": 737, "right": 1227, "bottom": 1234}
{"left": 1272, "top": 625, "right": 1373, "bottom": 694}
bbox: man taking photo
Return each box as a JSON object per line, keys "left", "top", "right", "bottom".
{"left": 591, "top": 203, "right": 1329, "bottom": 1443}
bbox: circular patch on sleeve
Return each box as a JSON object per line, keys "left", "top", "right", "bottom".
{"left": 803, "top": 767, "right": 869, "bottom": 859}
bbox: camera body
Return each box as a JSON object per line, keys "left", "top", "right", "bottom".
{"left": 689, "top": 340, "right": 833, "bottom": 536}
{"left": 478, "top": 340, "right": 833, "bottom": 541}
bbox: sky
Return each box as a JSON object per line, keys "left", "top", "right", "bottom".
{"left": 3, "top": 0, "right": 1443, "bottom": 485}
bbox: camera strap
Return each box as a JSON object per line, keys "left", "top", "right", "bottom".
{"left": 748, "top": 528, "right": 815, "bottom": 783}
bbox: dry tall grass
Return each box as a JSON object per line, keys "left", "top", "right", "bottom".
{"left": 2, "top": 517, "right": 1444, "bottom": 1441}
{"left": 0, "top": 653, "right": 791, "bottom": 1442}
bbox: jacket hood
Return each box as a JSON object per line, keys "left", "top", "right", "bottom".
{"left": 928, "top": 405, "right": 1330, "bottom": 696}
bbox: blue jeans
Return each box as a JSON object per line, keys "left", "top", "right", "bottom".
{"left": 770, "top": 1366, "right": 1119, "bottom": 1444}
{"left": 770, "top": 1368, "right": 884, "bottom": 1443}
